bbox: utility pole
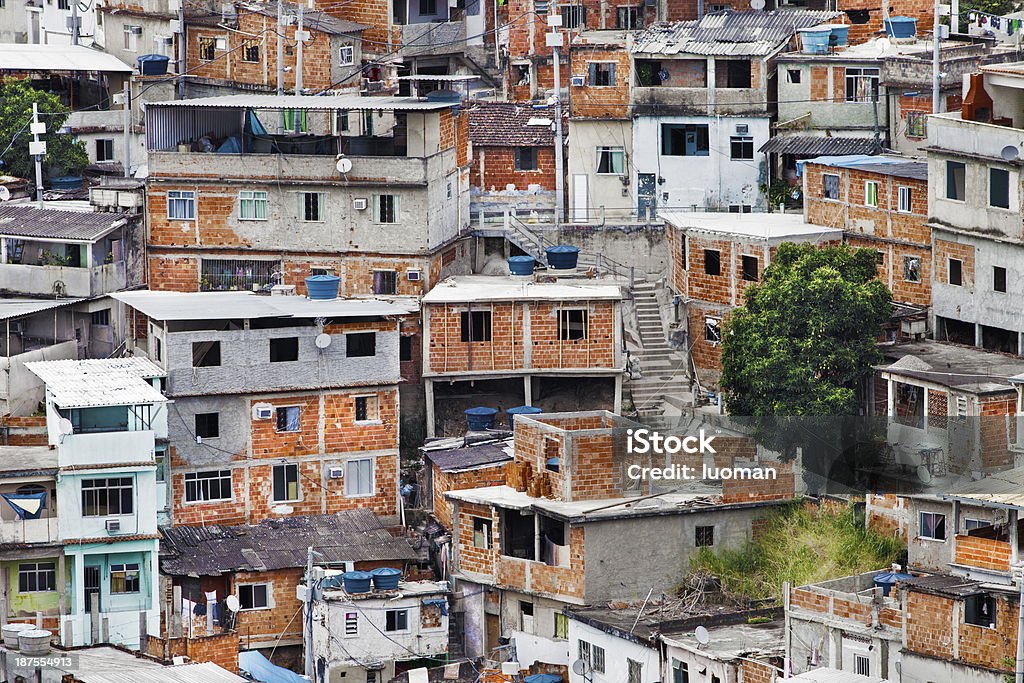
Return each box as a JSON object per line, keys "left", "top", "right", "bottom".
{"left": 1016, "top": 564, "right": 1024, "bottom": 683}
{"left": 276, "top": 0, "right": 285, "bottom": 95}
{"left": 30, "top": 103, "right": 45, "bottom": 206}
{"left": 304, "top": 545, "right": 314, "bottom": 680}
{"left": 177, "top": 0, "right": 185, "bottom": 98}
{"left": 932, "top": 0, "right": 942, "bottom": 116}
{"left": 295, "top": 1, "right": 306, "bottom": 94}
{"left": 546, "top": 14, "right": 565, "bottom": 226}
{"left": 122, "top": 82, "right": 131, "bottom": 178}
{"left": 70, "top": 0, "right": 79, "bottom": 45}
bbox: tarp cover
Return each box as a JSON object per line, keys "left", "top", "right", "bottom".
{"left": 2, "top": 492, "right": 46, "bottom": 519}
{"left": 238, "top": 650, "right": 309, "bottom": 683}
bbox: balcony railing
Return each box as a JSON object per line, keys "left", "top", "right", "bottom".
{"left": 0, "top": 517, "right": 58, "bottom": 544}
{"left": 0, "top": 262, "right": 127, "bottom": 298}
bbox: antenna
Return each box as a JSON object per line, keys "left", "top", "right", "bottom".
{"left": 572, "top": 659, "right": 591, "bottom": 677}
{"left": 694, "top": 625, "right": 710, "bottom": 648}
{"left": 336, "top": 156, "right": 353, "bottom": 174}
{"left": 1001, "top": 145, "right": 1019, "bottom": 161}
{"left": 315, "top": 333, "right": 332, "bottom": 349}
{"left": 57, "top": 418, "right": 74, "bottom": 436}
{"left": 224, "top": 594, "right": 240, "bottom": 612}
{"left": 0, "top": 186, "right": 10, "bottom": 202}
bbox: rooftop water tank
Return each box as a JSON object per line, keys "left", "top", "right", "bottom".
{"left": 508, "top": 256, "right": 536, "bottom": 276}
{"left": 342, "top": 571, "right": 373, "bottom": 594}
{"left": 507, "top": 405, "right": 543, "bottom": 429}
{"left": 18, "top": 629, "right": 51, "bottom": 655}
{"left": 305, "top": 274, "right": 341, "bottom": 300}
{"left": 137, "top": 54, "right": 170, "bottom": 75}
{"left": 798, "top": 27, "right": 832, "bottom": 54}
{"left": 370, "top": 567, "right": 402, "bottom": 591}
{"left": 872, "top": 570, "right": 912, "bottom": 597}
{"left": 465, "top": 406, "right": 498, "bottom": 431}
{"left": 2, "top": 623, "right": 33, "bottom": 649}
{"left": 828, "top": 24, "right": 849, "bottom": 47}
{"left": 545, "top": 245, "right": 580, "bottom": 270}
{"left": 884, "top": 16, "right": 917, "bottom": 38}
{"left": 49, "top": 176, "right": 83, "bottom": 190}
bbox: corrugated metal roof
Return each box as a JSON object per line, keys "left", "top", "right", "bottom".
{"left": 160, "top": 509, "right": 419, "bottom": 576}
{"left": 759, "top": 135, "right": 880, "bottom": 156}
{"left": 75, "top": 662, "right": 247, "bottom": 683}
{"left": 947, "top": 467, "right": 1024, "bottom": 508}
{"left": 798, "top": 154, "right": 928, "bottom": 181}
{"left": 0, "top": 298, "right": 83, "bottom": 321}
{"left": 0, "top": 204, "right": 128, "bottom": 242}
{"left": 632, "top": 10, "right": 841, "bottom": 56}
{"left": 24, "top": 357, "right": 167, "bottom": 409}
{"left": 0, "top": 44, "right": 133, "bottom": 73}
{"left": 424, "top": 440, "right": 514, "bottom": 472}
{"left": 245, "top": 1, "right": 368, "bottom": 34}
{"left": 148, "top": 94, "right": 458, "bottom": 111}
{"left": 112, "top": 290, "right": 418, "bottom": 321}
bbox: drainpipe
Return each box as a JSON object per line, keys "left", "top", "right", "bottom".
{"left": 1016, "top": 573, "right": 1024, "bottom": 683}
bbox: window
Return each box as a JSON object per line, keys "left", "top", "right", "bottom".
{"left": 907, "top": 110, "right": 928, "bottom": 138}
{"left": 965, "top": 594, "right": 997, "bottom": 627}
{"left": 730, "top": 136, "right": 754, "bottom": 160}
{"left": 966, "top": 518, "right": 990, "bottom": 531}
{"left": 91, "top": 309, "right": 111, "bottom": 326}
{"left": 18, "top": 563, "right": 56, "bottom": 593}
{"left": 198, "top": 36, "right": 216, "bottom": 61}
{"left": 400, "top": 336, "right": 413, "bottom": 362}
{"left": 167, "top": 190, "right": 195, "bottom": 220}
{"left": 192, "top": 341, "right": 221, "bottom": 367}
{"left": 627, "top": 659, "right": 642, "bottom": 683}
{"left": 354, "top": 395, "right": 379, "bottom": 422}
{"left": 419, "top": 0, "right": 437, "bottom": 13}
{"left": 787, "top": 68, "right": 801, "bottom": 83}
{"left": 823, "top": 173, "right": 840, "bottom": 200}
{"left": 695, "top": 525, "right": 714, "bottom": 547}
{"left": 946, "top": 161, "right": 966, "bottom": 201}
{"left": 845, "top": 67, "right": 879, "bottom": 102}
{"left": 948, "top": 258, "right": 963, "bottom": 287}
{"left": 460, "top": 311, "right": 492, "bottom": 342}
{"left": 616, "top": 5, "right": 641, "bottom": 29}
{"left": 276, "top": 406, "right": 300, "bottom": 432}
{"left": 299, "top": 192, "right": 324, "bottom": 221}
{"left": 201, "top": 258, "right": 279, "bottom": 291}
{"left": 155, "top": 450, "right": 166, "bottom": 483}
{"left": 904, "top": 256, "right": 921, "bottom": 283}
{"left": 554, "top": 613, "right": 569, "bottom": 639}
{"left": 194, "top": 412, "right": 220, "bottom": 439}
{"left": 82, "top": 477, "right": 133, "bottom": 516}
{"left": 559, "top": 309, "right": 588, "bottom": 340}
{"left": 242, "top": 38, "right": 260, "bottom": 62}
{"left": 238, "top": 584, "right": 269, "bottom": 610}
{"left": 864, "top": 181, "right": 879, "bottom": 207}
{"left": 994, "top": 266, "right": 1007, "bottom": 293}
{"left": 514, "top": 147, "right": 538, "bottom": 171}
{"left": 559, "top": 4, "right": 585, "bottom": 28}
{"left": 154, "top": 337, "right": 162, "bottom": 362}
{"left": 185, "top": 470, "right": 232, "bottom": 502}
{"left": 373, "top": 270, "right": 398, "bottom": 295}
{"left": 704, "top": 249, "right": 721, "bottom": 276}
{"left": 473, "top": 517, "right": 491, "bottom": 548}
{"left": 854, "top": 655, "right": 870, "bottom": 676}
{"left": 385, "top": 609, "right": 409, "bottom": 632}
{"left": 346, "top": 458, "right": 373, "bottom": 496}
{"left": 990, "top": 167, "right": 1010, "bottom": 209}
{"left": 96, "top": 139, "right": 114, "bottom": 162}
{"left": 741, "top": 255, "right": 758, "bottom": 282}
{"left": 520, "top": 600, "right": 535, "bottom": 632}
{"left": 272, "top": 464, "right": 299, "bottom": 502}
{"left": 578, "top": 640, "right": 606, "bottom": 674}
{"left": 375, "top": 194, "right": 400, "bottom": 223}
{"left": 110, "top": 563, "right": 140, "bottom": 593}
{"left": 339, "top": 43, "right": 355, "bottom": 66}
{"left": 662, "top": 124, "right": 709, "bottom": 156}
{"left": 588, "top": 62, "right": 615, "bottom": 86}
{"left": 704, "top": 317, "right": 721, "bottom": 344}
{"left": 898, "top": 186, "right": 912, "bottom": 213}
{"left": 344, "top": 611, "right": 359, "bottom": 636}
{"left": 58, "top": 0, "right": 70, "bottom": 8}
{"left": 919, "top": 511, "right": 946, "bottom": 540}
{"left": 283, "top": 109, "right": 307, "bottom": 133}
{"left": 347, "top": 332, "right": 377, "bottom": 357}
{"left": 720, "top": 59, "right": 751, "bottom": 88}
{"left": 270, "top": 337, "right": 299, "bottom": 362}
{"left": 124, "top": 25, "right": 141, "bottom": 51}
{"left": 239, "top": 190, "right": 268, "bottom": 220}
{"left": 311, "top": 267, "right": 335, "bottom": 277}
{"left": 596, "top": 146, "right": 624, "bottom": 174}
{"left": 672, "top": 660, "right": 689, "bottom": 683}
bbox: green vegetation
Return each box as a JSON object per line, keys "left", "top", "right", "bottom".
{"left": 0, "top": 79, "right": 88, "bottom": 180}
{"left": 689, "top": 503, "right": 905, "bottom": 602}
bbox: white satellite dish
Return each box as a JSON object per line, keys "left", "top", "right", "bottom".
{"left": 917, "top": 465, "right": 933, "bottom": 484}
{"left": 336, "top": 157, "right": 353, "bottom": 173}
{"left": 224, "top": 594, "right": 240, "bottom": 612}
{"left": 315, "top": 333, "right": 332, "bottom": 349}
{"left": 695, "top": 625, "right": 711, "bottom": 648}
{"left": 572, "top": 659, "right": 591, "bottom": 677}
{"left": 875, "top": 37, "right": 892, "bottom": 54}
{"left": 750, "top": 0, "right": 766, "bottom": 9}
{"left": 57, "top": 418, "right": 74, "bottom": 436}
{"left": 1001, "top": 145, "right": 1019, "bottom": 161}
{"left": 0, "top": 186, "right": 10, "bottom": 202}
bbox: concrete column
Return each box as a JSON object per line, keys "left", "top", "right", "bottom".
{"left": 975, "top": 323, "right": 982, "bottom": 348}
{"left": 1018, "top": 331, "right": 1023, "bottom": 357}
{"left": 72, "top": 554, "right": 85, "bottom": 647}
{"left": 613, "top": 374, "right": 622, "bottom": 415}
{"left": 706, "top": 58, "right": 716, "bottom": 113}
{"left": 886, "top": 378, "right": 895, "bottom": 417}
{"left": 425, "top": 379, "right": 436, "bottom": 438}
{"left": 1010, "top": 509, "right": 1019, "bottom": 567}
{"left": 1, "top": 239, "right": 7, "bottom": 264}
{"left": 523, "top": 375, "right": 532, "bottom": 406}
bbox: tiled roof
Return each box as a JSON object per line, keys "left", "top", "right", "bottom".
{"left": 424, "top": 440, "right": 514, "bottom": 472}
{"left": 468, "top": 101, "right": 556, "bottom": 147}
{"left": 760, "top": 135, "right": 880, "bottom": 156}
{"left": 632, "top": 10, "right": 841, "bottom": 56}
{"left": 160, "top": 510, "right": 419, "bottom": 576}
{"left": 0, "top": 204, "right": 129, "bottom": 242}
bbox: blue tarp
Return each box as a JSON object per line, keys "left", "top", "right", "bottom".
{"left": 422, "top": 597, "right": 448, "bottom": 616}
{"left": 239, "top": 650, "right": 308, "bottom": 683}
{"left": 2, "top": 492, "right": 46, "bottom": 519}
{"left": 525, "top": 675, "right": 562, "bottom": 683}
{"left": 795, "top": 154, "right": 907, "bottom": 177}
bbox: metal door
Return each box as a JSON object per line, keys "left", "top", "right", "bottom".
{"left": 637, "top": 173, "right": 657, "bottom": 217}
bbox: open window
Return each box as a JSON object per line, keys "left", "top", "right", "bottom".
{"left": 460, "top": 311, "right": 492, "bottom": 342}
{"left": 965, "top": 594, "right": 996, "bottom": 628}
{"left": 501, "top": 508, "right": 535, "bottom": 560}
{"left": 539, "top": 515, "right": 569, "bottom": 567}
{"left": 558, "top": 309, "right": 588, "bottom": 340}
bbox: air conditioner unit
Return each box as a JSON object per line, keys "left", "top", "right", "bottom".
{"left": 130, "top": 25, "right": 143, "bottom": 34}
{"left": 215, "top": 37, "right": 227, "bottom": 50}
{"left": 105, "top": 519, "right": 121, "bottom": 532}
{"left": 570, "top": 75, "right": 585, "bottom": 87}
{"left": 407, "top": 270, "right": 422, "bottom": 281}
{"left": 253, "top": 403, "right": 274, "bottom": 420}
{"left": 736, "top": 124, "right": 749, "bottom": 134}
{"left": 352, "top": 198, "right": 368, "bottom": 211}
{"left": 328, "top": 466, "right": 345, "bottom": 479}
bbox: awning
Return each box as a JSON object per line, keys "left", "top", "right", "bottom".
{"left": 0, "top": 44, "right": 133, "bottom": 73}
{"left": 238, "top": 651, "right": 309, "bottom": 683}
{"left": 759, "top": 135, "right": 880, "bottom": 156}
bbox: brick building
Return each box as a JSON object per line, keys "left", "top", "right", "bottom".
{"left": 660, "top": 211, "right": 843, "bottom": 381}
{"left": 422, "top": 435, "right": 513, "bottom": 528}
{"left": 801, "top": 155, "right": 931, "bottom": 308}
{"left": 420, "top": 276, "right": 625, "bottom": 436}
{"left": 113, "top": 290, "right": 414, "bottom": 527}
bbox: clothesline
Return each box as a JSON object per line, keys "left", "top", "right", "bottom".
{"left": 966, "top": 9, "right": 1023, "bottom": 37}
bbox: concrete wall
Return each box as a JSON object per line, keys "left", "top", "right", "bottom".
{"left": 928, "top": 144, "right": 1023, "bottom": 241}
{"left": 899, "top": 652, "right": 1003, "bottom": 683}
{"left": 776, "top": 60, "right": 888, "bottom": 135}
{"left": 0, "top": 340, "right": 77, "bottom": 416}
{"left": 567, "top": 119, "right": 635, "bottom": 216}
{"left": 0, "top": 0, "right": 32, "bottom": 42}
{"left": 567, "top": 620, "right": 659, "bottom": 683}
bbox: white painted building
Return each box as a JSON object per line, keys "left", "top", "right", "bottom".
{"left": 566, "top": 616, "right": 660, "bottom": 683}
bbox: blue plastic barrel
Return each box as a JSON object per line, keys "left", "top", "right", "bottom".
{"left": 370, "top": 567, "right": 402, "bottom": 591}
{"left": 884, "top": 16, "right": 917, "bottom": 38}
{"left": 545, "top": 245, "right": 580, "bottom": 270}
{"left": 872, "top": 571, "right": 912, "bottom": 597}
{"left": 465, "top": 406, "right": 498, "bottom": 431}
{"left": 49, "top": 176, "right": 83, "bottom": 190}
{"left": 137, "top": 54, "right": 170, "bottom": 75}
{"left": 506, "top": 405, "right": 543, "bottom": 429}
{"left": 508, "top": 256, "right": 536, "bottom": 276}
{"left": 828, "top": 24, "right": 849, "bottom": 46}
{"left": 798, "top": 28, "right": 832, "bottom": 54}
{"left": 305, "top": 274, "right": 341, "bottom": 300}
{"left": 342, "top": 571, "right": 373, "bottom": 593}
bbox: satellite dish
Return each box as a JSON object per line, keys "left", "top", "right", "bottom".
{"left": 1001, "top": 145, "right": 1019, "bottom": 161}
{"left": 57, "top": 418, "right": 74, "bottom": 436}
{"left": 336, "top": 157, "right": 353, "bottom": 174}
{"left": 750, "top": 0, "right": 766, "bottom": 9}
{"left": 572, "top": 659, "right": 591, "bottom": 676}
{"left": 0, "top": 186, "right": 10, "bottom": 202}
{"left": 875, "top": 37, "right": 892, "bottom": 54}
{"left": 917, "top": 465, "right": 933, "bottom": 484}
{"left": 224, "top": 595, "right": 240, "bottom": 612}
{"left": 315, "top": 333, "right": 332, "bottom": 349}
{"left": 695, "top": 625, "right": 711, "bottom": 647}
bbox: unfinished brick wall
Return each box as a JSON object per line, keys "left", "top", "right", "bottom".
{"left": 687, "top": 302, "right": 730, "bottom": 376}
{"left": 934, "top": 238, "right": 976, "bottom": 290}
{"left": 720, "top": 462, "right": 795, "bottom": 504}
{"left": 0, "top": 416, "right": 48, "bottom": 445}
{"left": 955, "top": 534, "right": 1011, "bottom": 572}
{"left": 979, "top": 392, "right": 1015, "bottom": 469}
{"left": 231, "top": 568, "right": 304, "bottom": 647}
{"left": 958, "top": 593, "right": 1018, "bottom": 671}
{"left": 470, "top": 146, "right": 556, "bottom": 192}
{"left": 148, "top": 256, "right": 201, "bottom": 292}
{"left": 496, "top": 525, "right": 585, "bottom": 601}
{"left": 686, "top": 236, "right": 735, "bottom": 305}
{"left": 866, "top": 493, "right": 908, "bottom": 541}
{"left": 313, "top": 0, "right": 391, "bottom": 55}
{"left": 455, "top": 501, "right": 499, "bottom": 575}
{"left": 431, "top": 463, "right": 508, "bottom": 529}
{"left": 569, "top": 44, "right": 631, "bottom": 119}
{"left": 740, "top": 659, "right": 779, "bottom": 683}
{"left": 147, "top": 630, "right": 240, "bottom": 673}
{"left": 839, "top": 0, "right": 934, "bottom": 45}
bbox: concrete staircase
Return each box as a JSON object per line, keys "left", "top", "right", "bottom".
{"left": 628, "top": 281, "right": 692, "bottom": 417}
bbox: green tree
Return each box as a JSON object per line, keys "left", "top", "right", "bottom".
{"left": 0, "top": 79, "right": 88, "bottom": 180}
{"left": 720, "top": 242, "right": 893, "bottom": 417}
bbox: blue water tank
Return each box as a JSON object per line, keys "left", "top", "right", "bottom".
{"left": 508, "top": 256, "right": 536, "bottom": 276}
{"left": 370, "top": 567, "right": 402, "bottom": 591}
{"left": 872, "top": 571, "right": 912, "bottom": 596}
{"left": 828, "top": 24, "right": 849, "bottom": 46}
{"left": 507, "top": 405, "right": 543, "bottom": 429}
{"left": 546, "top": 245, "right": 580, "bottom": 270}
{"left": 798, "top": 27, "right": 832, "bottom": 54}
{"left": 137, "top": 54, "right": 170, "bottom": 75}
{"left": 305, "top": 274, "right": 341, "bottom": 300}
{"left": 465, "top": 406, "right": 498, "bottom": 431}
{"left": 342, "top": 571, "right": 373, "bottom": 593}
{"left": 321, "top": 575, "right": 344, "bottom": 590}
{"left": 49, "top": 176, "right": 83, "bottom": 190}
{"left": 884, "top": 16, "right": 917, "bottom": 38}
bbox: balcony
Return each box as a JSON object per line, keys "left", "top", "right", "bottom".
{"left": 0, "top": 517, "right": 59, "bottom": 545}
{"left": 58, "top": 429, "right": 155, "bottom": 469}
{"left": 0, "top": 261, "right": 127, "bottom": 298}
{"left": 631, "top": 86, "right": 766, "bottom": 115}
